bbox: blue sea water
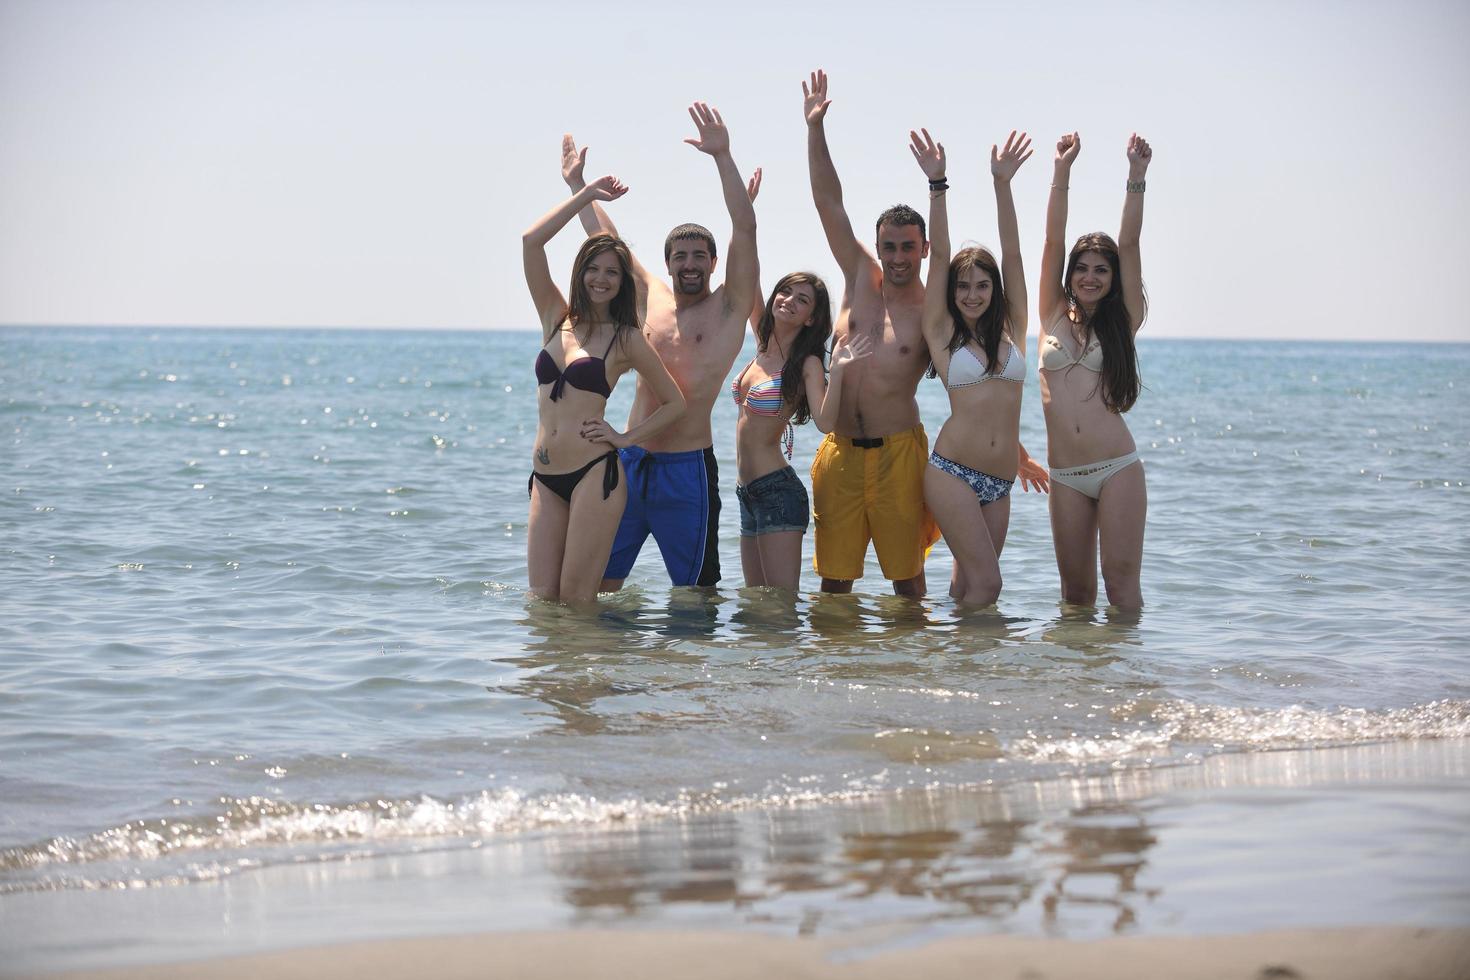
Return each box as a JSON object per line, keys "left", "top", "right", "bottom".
{"left": 1, "top": 327, "right": 1468, "bottom": 963}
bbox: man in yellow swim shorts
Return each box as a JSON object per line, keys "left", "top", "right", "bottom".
{"left": 804, "top": 69, "right": 939, "bottom": 596}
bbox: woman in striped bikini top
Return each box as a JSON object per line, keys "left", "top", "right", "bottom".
{"left": 730, "top": 273, "right": 870, "bottom": 590}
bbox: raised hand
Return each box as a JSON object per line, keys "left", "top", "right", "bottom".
{"left": 746, "top": 167, "right": 762, "bottom": 203}
{"left": 990, "top": 130, "right": 1033, "bottom": 182}
{"left": 802, "top": 69, "right": 831, "bottom": 126}
{"left": 1127, "top": 132, "right": 1153, "bottom": 174}
{"left": 1056, "top": 132, "right": 1081, "bottom": 167}
{"left": 684, "top": 102, "right": 730, "bottom": 156}
{"left": 561, "top": 134, "right": 587, "bottom": 188}
{"left": 831, "top": 332, "right": 873, "bottom": 372}
{"left": 908, "top": 128, "right": 946, "bottom": 181}
{"left": 586, "top": 174, "right": 629, "bottom": 202}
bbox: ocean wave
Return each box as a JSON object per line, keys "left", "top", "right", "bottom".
{"left": 1011, "top": 698, "right": 1470, "bottom": 764}
{"left": 0, "top": 777, "right": 900, "bottom": 893}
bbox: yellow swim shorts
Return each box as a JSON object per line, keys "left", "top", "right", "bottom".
{"left": 810, "top": 426, "right": 939, "bottom": 582}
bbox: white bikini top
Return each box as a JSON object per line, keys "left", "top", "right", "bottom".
{"left": 1040, "top": 332, "right": 1104, "bottom": 373}
{"left": 946, "top": 338, "right": 1026, "bottom": 389}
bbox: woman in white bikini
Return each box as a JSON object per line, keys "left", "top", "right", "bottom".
{"left": 522, "top": 175, "right": 685, "bottom": 603}
{"left": 1037, "top": 132, "right": 1153, "bottom": 609}
{"left": 910, "top": 128, "right": 1048, "bottom": 606}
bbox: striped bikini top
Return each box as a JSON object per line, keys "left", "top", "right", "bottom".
{"left": 730, "top": 370, "right": 784, "bottom": 417}
{"left": 731, "top": 363, "right": 795, "bottom": 459}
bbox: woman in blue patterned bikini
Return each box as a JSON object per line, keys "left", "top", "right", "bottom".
{"left": 731, "top": 273, "right": 869, "bottom": 591}
{"left": 1037, "top": 132, "right": 1153, "bottom": 610}
{"left": 522, "top": 175, "right": 685, "bottom": 602}
{"left": 910, "top": 128, "right": 1050, "bottom": 606}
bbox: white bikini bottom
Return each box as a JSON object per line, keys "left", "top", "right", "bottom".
{"left": 1051, "top": 451, "right": 1141, "bottom": 500}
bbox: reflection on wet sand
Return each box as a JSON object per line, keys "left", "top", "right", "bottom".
{"left": 541, "top": 787, "right": 1160, "bottom": 936}
{"left": 1039, "top": 804, "right": 1160, "bottom": 933}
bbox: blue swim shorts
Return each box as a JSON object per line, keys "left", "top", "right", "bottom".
{"left": 604, "top": 446, "right": 721, "bottom": 587}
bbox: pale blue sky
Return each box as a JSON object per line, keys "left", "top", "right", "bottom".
{"left": 2, "top": 0, "right": 1467, "bottom": 340}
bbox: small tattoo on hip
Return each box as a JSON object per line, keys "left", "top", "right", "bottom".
{"left": 537, "top": 446, "right": 550, "bottom": 465}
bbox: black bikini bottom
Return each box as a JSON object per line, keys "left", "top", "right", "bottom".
{"left": 528, "top": 451, "right": 621, "bottom": 504}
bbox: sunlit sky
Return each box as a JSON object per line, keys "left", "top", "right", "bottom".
{"left": 2, "top": 0, "right": 1467, "bottom": 340}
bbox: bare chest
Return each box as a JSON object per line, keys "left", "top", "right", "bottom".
{"left": 646, "top": 316, "right": 741, "bottom": 392}
{"left": 842, "top": 305, "right": 927, "bottom": 377}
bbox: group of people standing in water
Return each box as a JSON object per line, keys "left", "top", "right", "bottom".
{"left": 522, "top": 70, "right": 1152, "bottom": 610}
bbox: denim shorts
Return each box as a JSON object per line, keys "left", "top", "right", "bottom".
{"left": 736, "top": 465, "right": 810, "bottom": 537}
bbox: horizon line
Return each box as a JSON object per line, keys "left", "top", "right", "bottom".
{"left": 2, "top": 323, "right": 1467, "bottom": 345}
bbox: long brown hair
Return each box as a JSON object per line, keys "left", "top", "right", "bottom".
{"left": 1063, "top": 232, "right": 1142, "bottom": 413}
{"left": 944, "top": 246, "right": 1009, "bottom": 375}
{"left": 755, "top": 272, "right": 833, "bottom": 425}
{"left": 565, "top": 234, "right": 639, "bottom": 350}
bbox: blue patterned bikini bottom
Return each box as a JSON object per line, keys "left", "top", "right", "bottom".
{"left": 927, "top": 451, "right": 1014, "bottom": 505}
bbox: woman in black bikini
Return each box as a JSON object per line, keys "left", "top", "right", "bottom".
{"left": 522, "top": 175, "right": 685, "bottom": 602}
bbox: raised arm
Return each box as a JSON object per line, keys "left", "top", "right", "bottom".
{"left": 991, "top": 130, "right": 1033, "bottom": 346}
{"left": 561, "top": 135, "right": 660, "bottom": 298}
{"left": 745, "top": 167, "right": 766, "bottom": 331}
{"left": 804, "top": 333, "right": 872, "bottom": 434}
{"left": 685, "top": 102, "right": 759, "bottom": 320}
{"left": 580, "top": 329, "right": 686, "bottom": 449}
{"left": 560, "top": 135, "right": 615, "bottom": 237}
{"left": 1039, "top": 132, "right": 1080, "bottom": 326}
{"left": 1118, "top": 133, "right": 1152, "bottom": 333}
{"left": 522, "top": 176, "right": 629, "bottom": 336}
{"left": 804, "top": 69, "right": 869, "bottom": 284}
{"left": 910, "top": 128, "right": 952, "bottom": 353}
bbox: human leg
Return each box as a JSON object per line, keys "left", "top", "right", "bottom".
{"left": 1097, "top": 458, "right": 1146, "bottom": 610}
{"left": 645, "top": 448, "right": 721, "bottom": 588}
{"left": 868, "top": 428, "right": 939, "bottom": 597}
{"left": 754, "top": 531, "right": 804, "bottom": 592}
{"left": 924, "top": 461, "right": 1003, "bottom": 606}
{"left": 1049, "top": 482, "right": 1099, "bottom": 605}
{"left": 740, "top": 537, "right": 766, "bottom": 586}
{"left": 892, "top": 571, "right": 927, "bottom": 599}
{"left": 736, "top": 482, "right": 766, "bottom": 587}
{"left": 741, "top": 466, "right": 809, "bottom": 592}
{"left": 986, "top": 494, "right": 1012, "bottom": 557}
{"left": 560, "top": 455, "right": 627, "bottom": 602}
{"left": 527, "top": 480, "right": 570, "bottom": 600}
{"left": 601, "top": 447, "right": 649, "bottom": 592}
{"left": 811, "top": 435, "right": 869, "bottom": 586}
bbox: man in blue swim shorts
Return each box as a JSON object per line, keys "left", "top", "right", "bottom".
{"left": 561, "top": 102, "right": 759, "bottom": 589}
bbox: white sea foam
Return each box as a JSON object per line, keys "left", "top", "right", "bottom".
{"left": 1010, "top": 699, "right": 1470, "bottom": 763}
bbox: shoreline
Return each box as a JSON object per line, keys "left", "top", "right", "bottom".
{"left": 24, "top": 926, "right": 1470, "bottom": 980}
{"left": 5, "top": 740, "right": 1467, "bottom": 976}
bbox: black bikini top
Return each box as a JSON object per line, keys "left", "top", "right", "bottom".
{"left": 535, "top": 331, "right": 616, "bottom": 401}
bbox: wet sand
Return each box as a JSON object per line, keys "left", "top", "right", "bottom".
{"left": 27, "top": 926, "right": 1470, "bottom": 980}
{"left": 6, "top": 741, "right": 1467, "bottom": 977}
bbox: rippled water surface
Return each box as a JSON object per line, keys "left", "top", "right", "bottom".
{"left": 2, "top": 328, "right": 1468, "bottom": 910}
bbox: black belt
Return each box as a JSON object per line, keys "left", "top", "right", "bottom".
{"left": 850, "top": 436, "right": 885, "bottom": 449}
